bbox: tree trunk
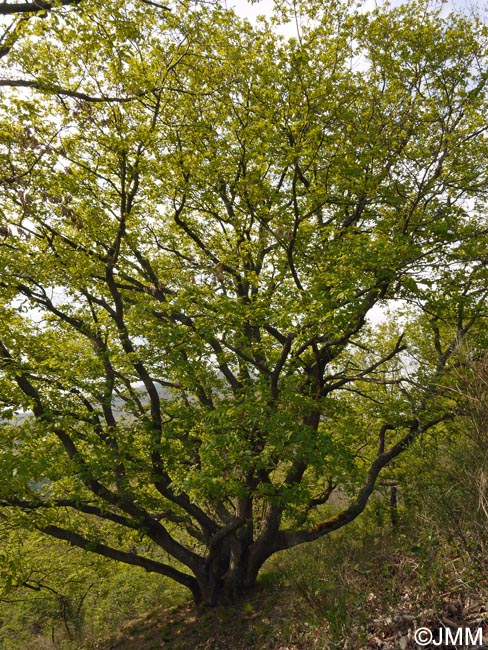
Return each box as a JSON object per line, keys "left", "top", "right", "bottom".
{"left": 195, "top": 534, "right": 264, "bottom": 606}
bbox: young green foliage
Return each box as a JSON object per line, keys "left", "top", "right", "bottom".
{"left": 1, "top": 0, "right": 488, "bottom": 605}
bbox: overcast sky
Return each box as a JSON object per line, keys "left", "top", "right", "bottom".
{"left": 229, "top": 0, "right": 484, "bottom": 26}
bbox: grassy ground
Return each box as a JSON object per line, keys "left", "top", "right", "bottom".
{"left": 92, "top": 523, "right": 488, "bottom": 650}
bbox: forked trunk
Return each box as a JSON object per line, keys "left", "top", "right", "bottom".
{"left": 194, "top": 536, "right": 268, "bottom": 606}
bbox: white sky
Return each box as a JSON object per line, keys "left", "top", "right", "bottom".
{"left": 229, "top": 0, "right": 483, "bottom": 24}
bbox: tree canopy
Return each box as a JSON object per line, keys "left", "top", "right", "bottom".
{"left": 1, "top": 0, "right": 488, "bottom": 605}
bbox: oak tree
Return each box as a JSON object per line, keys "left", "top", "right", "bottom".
{"left": 1, "top": 0, "right": 488, "bottom": 605}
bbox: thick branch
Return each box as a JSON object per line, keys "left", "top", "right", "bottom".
{"left": 0, "top": 79, "right": 178, "bottom": 103}
{"left": 0, "top": 0, "right": 168, "bottom": 16}
{"left": 280, "top": 414, "right": 453, "bottom": 549}
{"left": 0, "top": 340, "right": 203, "bottom": 572}
{"left": 0, "top": 0, "right": 81, "bottom": 15}
{"left": 40, "top": 524, "right": 199, "bottom": 596}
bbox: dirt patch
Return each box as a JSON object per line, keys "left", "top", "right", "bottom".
{"left": 95, "top": 585, "right": 320, "bottom": 650}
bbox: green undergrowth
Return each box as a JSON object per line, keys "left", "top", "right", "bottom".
{"left": 0, "top": 541, "right": 188, "bottom": 650}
